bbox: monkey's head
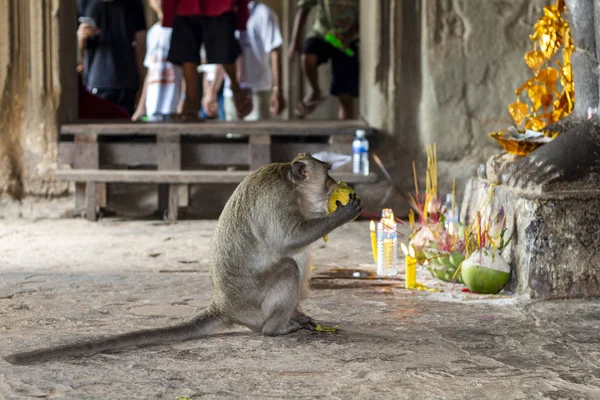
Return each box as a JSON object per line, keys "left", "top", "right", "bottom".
{"left": 289, "top": 153, "right": 339, "bottom": 216}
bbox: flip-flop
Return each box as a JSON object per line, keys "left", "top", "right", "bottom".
{"left": 294, "top": 96, "right": 327, "bottom": 118}
{"left": 173, "top": 112, "right": 204, "bottom": 123}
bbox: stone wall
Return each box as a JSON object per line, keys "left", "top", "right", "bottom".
{"left": 359, "top": 0, "right": 552, "bottom": 215}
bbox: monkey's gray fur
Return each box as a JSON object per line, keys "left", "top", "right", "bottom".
{"left": 4, "top": 153, "right": 362, "bottom": 364}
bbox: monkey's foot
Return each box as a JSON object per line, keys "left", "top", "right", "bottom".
{"left": 292, "top": 313, "right": 317, "bottom": 332}
{"left": 501, "top": 118, "right": 600, "bottom": 191}
{"left": 263, "top": 320, "right": 302, "bottom": 336}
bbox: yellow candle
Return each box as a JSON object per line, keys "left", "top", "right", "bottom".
{"left": 370, "top": 220, "right": 377, "bottom": 263}
{"left": 401, "top": 243, "right": 417, "bottom": 289}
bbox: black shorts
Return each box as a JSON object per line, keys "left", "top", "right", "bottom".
{"left": 167, "top": 12, "right": 240, "bottom": 65}
{"left": 303, "top": 37, "right": 359, "bottom": 97}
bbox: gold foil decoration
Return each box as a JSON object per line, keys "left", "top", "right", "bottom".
{"left": 541, "top": 93, "right": 554, "bottom": 109}
{"left": 527, "top": 84, "right": 547, "bottom": 111}
{"left": 525, "top": 51, "right": 545, "bottom": 73}
{"left": 538, "top": 67, "right": 559, "bottom": 90}
{"left": 492, "top": 0, "right": 574, "bottom": 145}
{"left": 525, "top": 117, "right": 546, "bottom": 131}
{"left": 508, "top": 101, "right": 529, "bottom": 126}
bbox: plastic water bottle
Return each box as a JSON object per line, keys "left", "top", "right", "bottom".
{"left": 377, "top": 208, "right": 398, "bottom": 277}
{"left": 352, "top": 129, "right": 369, "bottom": 175}
{"left": 443, "top": 194, "right": 459, "bottom": 232}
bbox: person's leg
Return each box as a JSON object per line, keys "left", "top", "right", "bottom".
{"left": 241, "top": 91, "right": 271, "bottom": 121}
{"left": 221, "top": 64, "right": 252, "bottom": 118}
{"left": 167, "top": 16, "right": 203, "bottom": 121}
{"left": 223, "top": 95, "right": 238, "bottom": 121}
{"left": 204, "top": 12, "right": 252, "bottom": 119}
{"left": 295, "top": 38, "right": 330, "bottom": 117}
{"left": 330, "top": 40, "right": 359, "bottom": 120}
{"left": 182, "top": 63, "right": 200, "bottom": 117}
{"left": 119, "top": 89, "right": 136, "bottom": 117}
{"left": 337, "top": 94, "right": 355, "bottom": 119}
{"left": 217, "top": 87, "right": 226, "bottom": 120}
{"left": 301, "top": 54, "right": 322, "bottom": 102}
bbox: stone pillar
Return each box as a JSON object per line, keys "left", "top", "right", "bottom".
{"left": 0, "top": 0, "right": 77, "bottom": 199}
{"left": 358, "top": 0, "right": 421, "bottom": 214}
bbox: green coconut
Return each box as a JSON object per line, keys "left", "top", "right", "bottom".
{"left": 461, "top": 248, "right": 510, "bottom": 294}
{"left": 423, "top": 249, "right": 464, "bottom": 283}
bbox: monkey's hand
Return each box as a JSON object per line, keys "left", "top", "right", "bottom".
{"left": 286, "top": 194, "right": 362, "bottom": 252}
{"left": 334, "top": 193, "right": 362, "bottom": 222}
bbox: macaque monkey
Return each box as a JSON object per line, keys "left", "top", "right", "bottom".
{"left": 4, "top": 153, "right": 362, "bottom": 364}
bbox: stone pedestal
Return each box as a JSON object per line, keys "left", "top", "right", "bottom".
{"left": 461, "top": 177, "right": 600, "bottom": 299}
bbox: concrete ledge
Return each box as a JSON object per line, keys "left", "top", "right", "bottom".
{"left": 461, "top": 178, "right": 600, "bottom": 299}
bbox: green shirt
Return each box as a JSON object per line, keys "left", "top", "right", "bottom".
{"left": 298, "top": 0, "right": 359, "bottom": 39}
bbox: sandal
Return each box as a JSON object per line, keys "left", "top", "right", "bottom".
{"left": 173, "top": 112, "right": 203, "bottom": 123}
{"left": 294, "top": 96, "right": 327, "bottom": 118}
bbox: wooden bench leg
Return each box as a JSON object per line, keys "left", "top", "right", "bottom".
{"left": 167, "top": 184, "right": 179, "bottom": 221}
{"left": 74, "top": 134, "right": 99, "bottom": 215}
{"left": 157, "top": 134, "right": 181, "bottom": 219}
{"left": 85, "top": 181, "right": 97, "bottom": 221}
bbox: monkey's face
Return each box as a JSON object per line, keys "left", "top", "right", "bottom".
{"left": 291, "top": 154, "right": 339, "bottom": 216}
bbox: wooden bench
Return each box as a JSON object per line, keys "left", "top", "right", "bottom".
{"left": 57, "top": 119, "right": 376, "bottom": 221}
{"left": 53, "top": 169, "right": 378, "bottom": 221}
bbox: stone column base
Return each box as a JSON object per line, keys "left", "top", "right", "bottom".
{"left": 461, "top": 178, "right": 600, "bottom": 299}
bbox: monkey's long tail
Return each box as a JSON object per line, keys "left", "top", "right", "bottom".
{"left": 3, "top": 307, "right": 226, "bottom": 365}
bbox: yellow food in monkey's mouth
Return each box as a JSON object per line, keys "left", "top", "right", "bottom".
{"left": 323, "top": 181, "right": 359, "bottom": 242}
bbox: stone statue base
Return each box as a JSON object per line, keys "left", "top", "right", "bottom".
{"left": 460, "top": 177, "right": 600, "bottom": 299}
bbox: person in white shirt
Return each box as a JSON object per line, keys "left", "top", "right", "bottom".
{"left": 210, "top": 1, "right": 286, "bottom": 121}
{"left": 131, "top": 0, "right": 184, "bottom": 121}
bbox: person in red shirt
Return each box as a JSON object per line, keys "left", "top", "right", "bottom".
{"left": 163, "top": 0, "right": 252, "bottom": 121}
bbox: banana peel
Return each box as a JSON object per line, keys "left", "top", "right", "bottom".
{"left": 323, "top": 181, "right": 359, "bottom": 242}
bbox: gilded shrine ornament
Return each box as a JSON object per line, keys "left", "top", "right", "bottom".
{"left": 491, "top": 0, "right": 574, "bottom": 155}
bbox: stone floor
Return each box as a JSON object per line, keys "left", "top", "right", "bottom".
{"left": 1, "top": 218, "right": 600, "bottom": 399}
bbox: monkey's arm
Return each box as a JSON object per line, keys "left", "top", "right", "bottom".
{"left": 285, "top": 194, "right": 362, "bottom": 252}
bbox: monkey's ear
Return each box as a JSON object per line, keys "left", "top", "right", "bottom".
{"left": 292, "top": 161, "right": 308, "bottom": 180}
